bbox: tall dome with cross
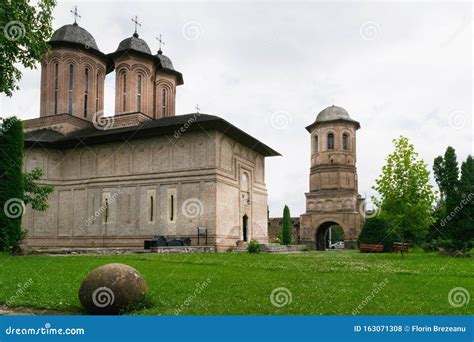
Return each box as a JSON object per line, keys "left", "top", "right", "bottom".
{"left": 300, "top": 105, "right": 364, "bottom": 250}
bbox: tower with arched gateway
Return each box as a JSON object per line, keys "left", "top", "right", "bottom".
{"left": 300, "top": 106, "right": 364, "bottom": 249}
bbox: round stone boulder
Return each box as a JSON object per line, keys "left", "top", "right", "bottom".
{"left": 79, "top": 263, "right": 148, "bottom": 315}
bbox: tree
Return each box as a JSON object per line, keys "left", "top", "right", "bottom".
{"left": 0, "top": 117, "right": 24, "bottom": 251}
{"left": 372, "top": 136, "right": 435, "bottom": 244}
{"left": 453, "top": 155, "right": 474, "bottom": 251}
{"left": 24, "top": 167, "right": 53, "bottom": 211}
{"left": 281, "top": 205, "right": 292, "bottom": 245}
{"left": 358, "top": 217, "right": 395, "bottom": 252}
{"left": 0, "top": 0, "right": 56, "bottom": 96}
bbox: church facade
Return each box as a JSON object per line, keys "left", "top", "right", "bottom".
{"left": 21, "top": 21, "right": 279, "bottom": 252}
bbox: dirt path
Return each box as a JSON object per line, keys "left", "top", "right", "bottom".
{"left": 0, "top": 306, "right": 75, "bottom": 316}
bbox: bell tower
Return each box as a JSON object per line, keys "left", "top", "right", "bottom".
{"left": 300, "top": 106, "right": 364, "bottom": 249}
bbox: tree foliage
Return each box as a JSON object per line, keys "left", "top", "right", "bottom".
{"left": 24, "top": 167, "right": 53, "bottom": 211}
{"left": 0, "top": 0, "right": 56, "bottom": 96}
{"left": 281, "top": 205, "right": 292, "bottom": 245}
{"left": 372, "top": 136, "right": 435, "bottom": 244}
{"left": 358, "top": 217, "right": 396, "bottom": 252}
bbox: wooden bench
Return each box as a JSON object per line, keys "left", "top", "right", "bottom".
{"left": 359, "top": 243, "right": 384, "bottom": 253}
{"left": 393, "top": 242, "right": 409, "bottom": 253}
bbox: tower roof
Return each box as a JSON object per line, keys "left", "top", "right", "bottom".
{"left": 306, "top": 105, "right": 360, "bottom": 131}
{"left": 50, "top": 23, "right": 100, "bottom": 51}
{"left": 115, "top": 33, "right": 152, "bottom": 55}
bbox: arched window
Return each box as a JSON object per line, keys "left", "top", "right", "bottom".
{"left": 95, "top": 72, "right": 100, "bottom": 112}
{"left": 83, "top": 68, "right": 89, "bottom": 117}
{"left": 150, "top": 195, "right": 154, "bottom": 222}
{"left": 68, "top": 64, "right": 74, "bottom": 114}
{"left": 137, "top": 75, "right": 142, "bottom": 112}
{"left": 122, "top": 72, "right": 127, "bottom": 112}
{"left": 54, "top": 63, "right": 59, "bottom": 114}
{"left": 161, "top": 88, "right": 167, "bottom": 116}
{"left": 327, "top": 133, "right": 334, "bottom": 150}
{"left": 342, "top": 133, "right": 349, "bottom": 150}
{"left": 314, "top": 135, "right": 319, "bottom": 152}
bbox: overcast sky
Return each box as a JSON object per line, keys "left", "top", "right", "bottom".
{"left": 1, "top": 1, "right": 472, "bottom": 217}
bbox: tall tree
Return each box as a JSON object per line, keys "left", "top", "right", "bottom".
{"left": 0, "top": 117, "right": 24, "bottom": 251}
{"left": 455, "top": 155, "right": 474, "bottom": 251}
{"left": 281, "top": 205, "right": 292, "bottom": 245}
{"left": 373, "top": 136, "right": 435, "bottom": 244}
{"left": 0, "top": 0, "right": 56, "bottom": 96}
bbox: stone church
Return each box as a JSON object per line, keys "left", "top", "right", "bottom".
{"left": 300, "top": 106, "right": 364, "bottom": 249}
{"left": 20, "top": 19, "right": 280, "bottom": 252}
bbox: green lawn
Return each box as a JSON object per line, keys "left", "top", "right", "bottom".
{"left": 0, "top": 250, "right": 472, "bottom": 315}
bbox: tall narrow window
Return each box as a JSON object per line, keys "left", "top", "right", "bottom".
{"left": 147, "top": 189, "right": 156, "bottom": 223}
{"left": 314, "top": 135, "right": 319, "bottom": 152}
{"left": 83, "top": 68, "right": 89, "bottom": 117}
{"left": 137, "top": 75, "right": 142, "bottom": 112}
{"left": 161, "top": 88, "right": 167, "bottom": 116}
{"left": 68, "top": 64, "right": 74, "bottom": 114}
{"left": 54, "top": 63, "right": 59, "bottom": 114}
{"left": 167, "top": 188, "right": 177, "bottom": 223}
{"left": 122, "top": 73, "right": 127, "bottom": 112}
{"left": 104, "top": 198, "right": 109, "bottom": 224}
{"left": 170, "top": 195, "right": 174, "bottom": 221}
{"left": 342, "top": 133, "right": 349, "bottom": 150}
{"left": 327, "top": 133, "right": 334, "bottom": 150}
{"left": 95, "top": 72, "right": 100, "bottom": 112}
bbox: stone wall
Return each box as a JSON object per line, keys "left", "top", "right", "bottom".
{"left": 268, "top": 217, "right": 300, "bottom": 243}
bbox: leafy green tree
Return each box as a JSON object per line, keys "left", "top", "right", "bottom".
{"left": 330, "top": 225, "right": 344, "bottom": 243}
{"left": 23, "top": 167, "right": 53, "bottom": 211}
{"left": 0, "top": 117, "right": 24, "bottom": 251}
{"left": 372, "top": 136, "right": 435, "bottom": 244}
{"left": 454, "top": 155, "right": 474, "bottom": 251}
{"left": 358, "top": 217, "right": 396, "bottom": 252}
{"left": 281, "top": 205, "right": 292, "bottom": 245}
{"left": 0, "top": 0, "right": 56, "bottom": 96}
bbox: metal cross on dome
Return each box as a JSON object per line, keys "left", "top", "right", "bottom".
{"left": 70, "top": 5, "right": 81, "bottom": 24}
{"left": 131, "top": 16, "right": 142, "bottom": 35}
{"left": 195, "top": 104, "right": 200, "bottom": 114}
{"left": 156, "top": 34, "right": 165, "bottom": 51}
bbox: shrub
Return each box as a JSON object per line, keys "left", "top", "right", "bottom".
{"left": 358, "top": 217, "right": 396, "bottom": 252}
{"left": 247, "top": 240, "right": 261, "bottom": 254}
{"left": 282, "top": 205, "right": 292, "bottom": 245}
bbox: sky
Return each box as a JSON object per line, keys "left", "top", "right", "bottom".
{"left": 1, "top": 0, "right": 472, "bottom": 217}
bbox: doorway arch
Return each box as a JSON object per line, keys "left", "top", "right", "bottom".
{"left": 315, "top": 221, "right": 345, "bottom": 250}
{"left": 242, "top": 214, "right": 249, "bottom": 242}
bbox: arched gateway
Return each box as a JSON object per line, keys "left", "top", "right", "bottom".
{"left": 300, "top": 106, "right": 364, "bottom": 249}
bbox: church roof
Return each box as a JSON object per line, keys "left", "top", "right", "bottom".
{"left": 24, "top": 114, "right": 280, "bottom": 157}
{"left": 306, "top": 105, "right": 360, "bottom": 131}
{"left": 155, "top": 50, "right": 174, "bottom": 70}
{"left": 50, "top": 23, "right": 100, "bottom": 51}
{"left": 115, "top": 33, "right": 152, "bottom": 55}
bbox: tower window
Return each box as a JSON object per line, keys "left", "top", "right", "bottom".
{"left": 147, "top": 189, "right": 156, "bottom": 223}
{"left": 54, "top": 63, "right": 59, "bottom": 114}
{"left": 327, "top": 133, "right": 334, "bottom": 150}
{"left": 122, "top": 72, "right": 127, "bottom": 112}
{"left": 314, "top": 135, "right": 319, "bottom": 152}
{"left": 342, "top": 133, "right": 349, "bottom": 150}
{"left": 68, "top": 64, "right": 74, "bottom": 114}
{"left": 162, "top": 88, "right": 167, "bottom": 116}
{"left": 95, "top": 72, "right": 100, "bottom": 112}
{"left": 137, "top": 75, "right": 142, "bottom": 112}
{"left": 84, "top": 68, "right": 89, "bottom": 117}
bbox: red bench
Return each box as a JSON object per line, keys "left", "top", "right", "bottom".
{"left": 359, "top": 243, "right": 384, "bottom": 253}
{"left": 393, "top": 242, "right": 409, "bottom": 253}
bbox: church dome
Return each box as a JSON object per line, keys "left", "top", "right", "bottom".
{"left": 49, "top": 23, "right": 100, "bottom": 51}
{"left": 115, "top": 33, "right": 152, "bottom": 55}
{"left": 316, "top": 105, "right": 352, "bottom": 123}
{"left": 155, "top": 50, "right": 174, "bottom": 70}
